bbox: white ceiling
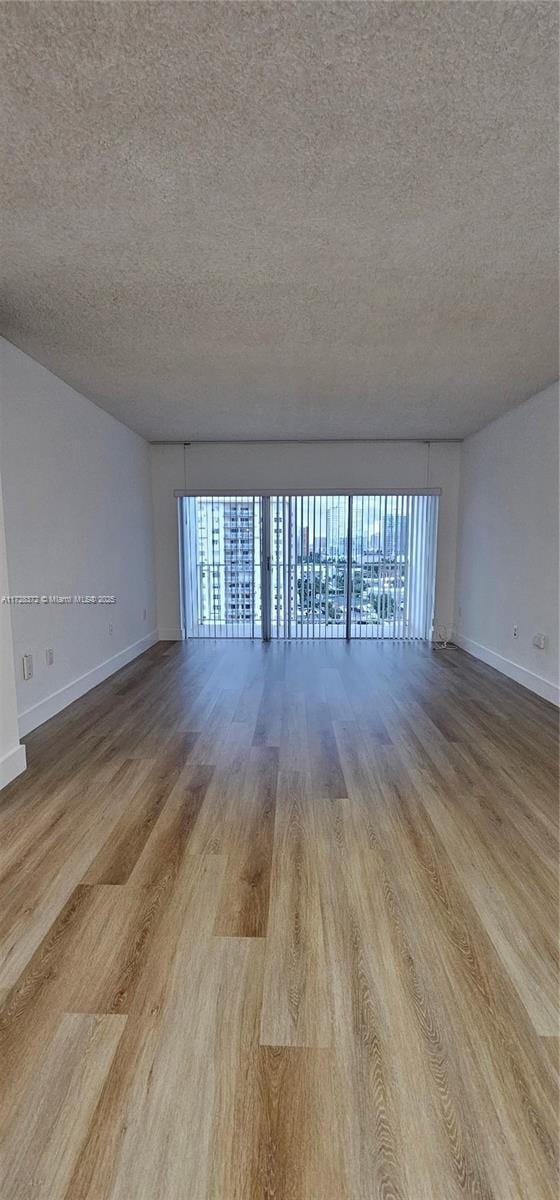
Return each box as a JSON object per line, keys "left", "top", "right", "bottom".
{"left": 1, "top": 1, "right": 558, "bottom": 441}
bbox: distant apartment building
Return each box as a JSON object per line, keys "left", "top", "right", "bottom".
{"left": 223, "top": 500, "right": 259, "bottom": 623}
{"left": 196, "top": 497, "right": 260, "bottom": 627}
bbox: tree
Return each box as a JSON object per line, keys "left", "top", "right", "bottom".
{"left": 373, "top": 593, "right": 395, "bottom": 619}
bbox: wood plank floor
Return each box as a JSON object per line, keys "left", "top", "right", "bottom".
{"left": 0, "top": 639, "right": 558, "bottom": 1199}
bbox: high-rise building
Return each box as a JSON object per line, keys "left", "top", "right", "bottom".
{"left": 197, "top": 499, "right": 225, "bottom": 623}
{"left": 223, "top": 500, "right": 260, "bottom": 623}
{"left": 196, "top": 498, "right": 261, "bottom": 627}
{"left": 384, "top": 512, "right": 408, "bottom": 557}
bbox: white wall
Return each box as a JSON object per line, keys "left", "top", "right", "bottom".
{"left": 455, "top": 382, "right": 559, "bottom": 705}
{"left": 151, "top": 439, "right": 461, "bottom": 641}
{"left": 0, "top": 447, "right": 26, "bottom": 786}
{"left": 151, "top": 443, "right": 186, "bottom": 642}
{"left": 0, "top": 339, "right": 157, "bottom": 736}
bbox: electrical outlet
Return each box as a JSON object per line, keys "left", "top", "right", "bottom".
{"left": 45, "top": 648, "right": 54, "bottom": 666}
{"left": 22, "top": 653, "right": 33, "bottom": 680}
{"left": 143, "top": 608, "right": 147, "bottom": 621}
{"left": 513, "top": 624, "right": 519, "bottom": 639}
{"left": 108, "top": 622, "right": 113, "bottom": 635}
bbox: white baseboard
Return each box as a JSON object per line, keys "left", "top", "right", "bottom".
{"left": 18, "top": 630, "right": 159, "bottom": 737}
{"left": 0, "top": 742, "right": 27, "bottom": 790}
{"left": 454, "top": 634, "right": 559, "bottom": 706}
{"left": 157, "top": 627, "right": 185, "bottom": 641}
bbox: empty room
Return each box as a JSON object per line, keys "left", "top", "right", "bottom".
{"left": 0, "top": 3, "right": 558, "bottom": 1198}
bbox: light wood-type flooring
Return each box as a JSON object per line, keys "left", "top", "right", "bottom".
{"left": 0, "top": 639, "right": 558, "bottom": 1199}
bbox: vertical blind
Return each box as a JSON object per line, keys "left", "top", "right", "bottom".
{"left": 182, "top": 493, "right": 438, "bottom": 641}
{"left": 269, "top": 495, "right": 349, "bottom": 639}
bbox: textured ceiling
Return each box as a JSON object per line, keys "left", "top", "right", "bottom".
{"left": 0, "top": 1, "right": 558, "bottom": 442}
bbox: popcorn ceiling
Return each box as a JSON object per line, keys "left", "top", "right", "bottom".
{"left": 0, "top": 1, "right": 557, "bottom": 440}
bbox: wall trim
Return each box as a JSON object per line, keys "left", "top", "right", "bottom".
{"left": 455, "top": 634, "right": 559, "bottom": 707}
{"left": 158, "top": 627, "right": 185, "bottom": 641}
{"left": 154, "top": 438, "right": 463, "bottom": 445}
{"left": 174, "top": 487, "right": 442, "bottom": 497}
{"left": 18, "top": 631, "right": 159, "bottom": 737}
{"left": 0, "top": 742, "right": 27, "bottom": 790}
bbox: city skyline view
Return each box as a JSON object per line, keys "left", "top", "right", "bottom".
{"left": 182, "top": 494, "right": 438, "bottom": 641}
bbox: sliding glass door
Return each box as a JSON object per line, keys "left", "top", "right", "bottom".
{"left": 349, "top": 493, "right": 437, "bottom": 639}
{"left": 182, "top": 495, "right": 263, "bottom": 638}
{"left": 269, "top": 495, "right": 349, "bottom": 639}
{"left": 181, "top": 492, "right": 438, "bottom": 642}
